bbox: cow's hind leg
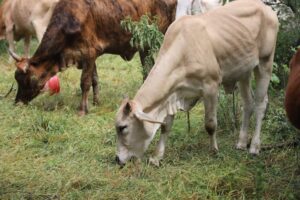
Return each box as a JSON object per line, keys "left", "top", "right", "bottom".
{"left": 79, "top": 60, "right": 95, "bottom": 116}
{"left": 24, "top": 35, "right": 31, "bottom": 58}
{"left": 250, "top": 57, "right": 273, "bottom": 155}
{"left": 149, "top": 115, "right": 174, "bottom": 166}
{"left": 236, "top": 73, "right": 254, "bottom": 150}
{"left": 203, "top": 83, "right": 219, "bottom": 152}
{"left": 92, "top": 64, "right": 100, "bottom": 105}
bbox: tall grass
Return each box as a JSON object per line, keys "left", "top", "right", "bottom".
{"left": 0, "top": 39, "right": 299, "bottom": 199}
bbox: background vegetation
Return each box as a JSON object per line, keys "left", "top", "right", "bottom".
{"left": 0, "top": 1, "right": 299, "bottom": 199}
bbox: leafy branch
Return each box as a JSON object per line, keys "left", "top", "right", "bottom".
{"left": 121, "top": 15, "right": 164, "bottom": 77}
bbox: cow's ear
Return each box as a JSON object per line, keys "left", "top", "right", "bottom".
{"left": 134, "top": 110, "right": 166, "bottom": 125}
{"left": 64, "top": 17, "right": 81, "bottom": 35}
{"left": 123, "top": 102, "right": 132, "bottom": 116}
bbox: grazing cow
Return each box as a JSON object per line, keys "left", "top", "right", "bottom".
{"left": 0, "top": 0, "right": 59, "bottom": 58}
{"left": 285, "top": 48, "right": 300, "bottom": 129}
{"left": 175, "top": 0, "right": 225, "bottom": 20}
{"left": 115, "top": 0, "right": 279, "bottom": 166}
{"left": 11, "top": 0, "right": 177, "bottom": 115}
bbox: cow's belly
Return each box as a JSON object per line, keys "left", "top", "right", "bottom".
{"left": 218, "top": 48, "right": 259, "bottom": 93}
{"left": 220, "top": 52, "right": 259, "bottom": 81}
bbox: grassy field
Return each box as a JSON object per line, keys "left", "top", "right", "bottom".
{"left": 0, "top": 42, "right": 299, "bottom": 199}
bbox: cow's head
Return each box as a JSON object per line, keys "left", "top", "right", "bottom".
{"left": 115, "top": 99, "right": 164, "bottom": 166}
{"left": 10, "top": 51, "right": 57, "bottom": 104}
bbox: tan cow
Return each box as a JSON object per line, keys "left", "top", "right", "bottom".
{"left": 115, "top": 0, "right": 279, "bottom": 166}
{"left": 0, "top": 0, "right": 59, "bottom": 58}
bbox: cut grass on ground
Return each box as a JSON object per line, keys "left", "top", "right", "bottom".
{"left": 0, "top": 45, "right": 299, "bottom": 199}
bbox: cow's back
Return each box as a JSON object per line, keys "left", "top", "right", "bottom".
{"left": 91, "top": 0, "right": 176, "bottom": 56}
{"left": 181, "top": 0, "right": 278, "bottom": 84}
{"left": 34, "top": 0, "right": 176, "bottom": 62}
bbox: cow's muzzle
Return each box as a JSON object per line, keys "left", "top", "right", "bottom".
{"left": 15, "top": 96, "right": 29, "bottom": 105}
{"left": 115, "top": 155, "right": 125, "bottom": 168}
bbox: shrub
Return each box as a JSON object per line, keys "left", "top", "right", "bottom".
{"left": 121, "top": 15, "right": 164, "bottom": 78}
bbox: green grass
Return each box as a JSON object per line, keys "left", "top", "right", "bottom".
{"left": 0, "top": 42, "right": 299, "bottom": 199}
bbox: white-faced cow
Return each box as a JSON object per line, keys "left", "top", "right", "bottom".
{"left": 0, "top": 0, "right": 59, "bottom": 58}
{"left": 115, "top": 0, "right": 279, "bottom": 166}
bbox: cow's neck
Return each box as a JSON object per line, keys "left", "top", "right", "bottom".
{"left": 133, "top": 48, "right": 191, "bottom": 125}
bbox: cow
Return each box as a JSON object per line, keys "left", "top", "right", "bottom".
{"left": 0, "top": 0, "right": 59, "bottom": 59}
{"left": 175, "top": 0, "right": 226, "bottom": 20}
{"left": 115, "top": 0, "right": 279, "bottom": 166}
{"left": 285, "top": 48, "right": 300, "bottom": 129}
{"left": 10, "top": 0, "right": 177, "bottom": 116}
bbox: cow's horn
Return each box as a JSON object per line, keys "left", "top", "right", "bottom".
{"left": 8, "top": 49, "right": 21, "bottom": 62}
{"left": 134, "top": 110, "right": 165, "bottom": 125}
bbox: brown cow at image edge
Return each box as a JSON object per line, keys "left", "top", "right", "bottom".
{"left": 285, "top": 48, "right": 300, "bottom": 129}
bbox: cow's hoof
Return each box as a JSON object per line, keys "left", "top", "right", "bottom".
{"left": 149, "top": 157, "right": 160, "bottom": 167}
{"left": 93, "top": 100, "right": 100, "bottom": 106}
{"left": 78, "top": 110, "right": 87, "bottom": 116}
{"left": 249, "top": 145, "right": 260, "bottom": 155}
{"left": 209, "top": 146, "right": 218, "bottom": 153}
{"left": 249, "top": 148, "right": 260, "bottom": 155}
{"left": 236, "top": 142, "right": 247, "bottom": 150}
{"left": 93, "top": 98, "right": 100, "bottom": 106}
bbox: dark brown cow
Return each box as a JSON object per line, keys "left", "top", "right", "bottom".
{"left": 285, "top": 48, "right": 300, "bottom": 129}
{"left": 11, "top": 0, "right": 177, "bottom": 115}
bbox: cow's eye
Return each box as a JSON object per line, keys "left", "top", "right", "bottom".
{"left": 117, "top": 125, "right": 128, "bottom": 134}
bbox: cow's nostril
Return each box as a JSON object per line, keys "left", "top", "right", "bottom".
{"left": 115, "top": 155, "right": 120, "bottom": 164}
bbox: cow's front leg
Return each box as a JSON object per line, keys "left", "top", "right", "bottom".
{"left": 92, "top": 64, "right": 100, "bottom": 105}
{"left": 203, "top": 83, "right": 218, "bottom": 152}
{"left": 79, "top": 60, "right": 95, "bottom": 116}
{"left": 149, "top": 115, "right": 174, "bottom": 167}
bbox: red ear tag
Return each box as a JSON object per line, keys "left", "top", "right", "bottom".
{"left": 45, "top": 75, "right": 60, "bottom": 95}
